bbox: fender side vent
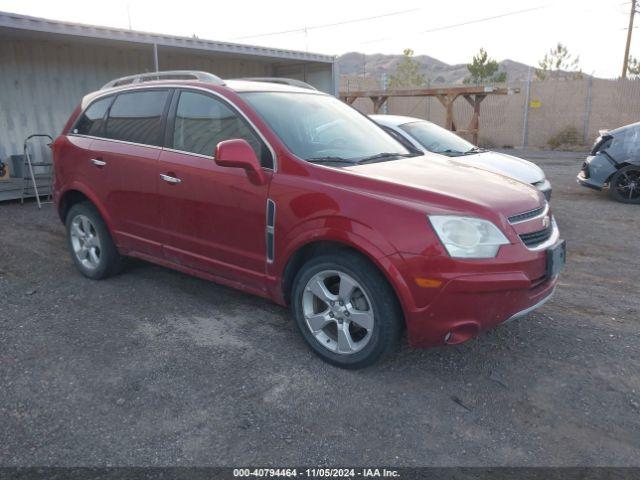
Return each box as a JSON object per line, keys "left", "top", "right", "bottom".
{"left": 266, "top": 199, "right": 276, "bottom": 263}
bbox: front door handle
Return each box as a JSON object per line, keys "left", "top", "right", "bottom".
{"left": 90, "top": 158, "right": 106, "bottom": 167}
{"left": 160, "top": 173, "right": 182, "bottom": 184}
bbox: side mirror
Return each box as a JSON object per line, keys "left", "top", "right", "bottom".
{"left": 215, "top": 139, "right": 267, "bottom": 185}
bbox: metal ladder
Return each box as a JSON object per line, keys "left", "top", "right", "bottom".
{"left": 21, "top": 134, "right": 54, "bottom": 209}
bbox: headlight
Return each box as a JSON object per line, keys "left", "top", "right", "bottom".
{"left": 428, "top": 215, "right": 509, "bottom": 258}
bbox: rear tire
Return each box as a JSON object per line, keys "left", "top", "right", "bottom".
{"left": 291, "top": 251, "right": 403, "bottom": 369}
{"left": 65, "top": 202, "right": 123, "bottom": 279}
{"left": 609, "top": 166, "right": 640, "bottom": 204}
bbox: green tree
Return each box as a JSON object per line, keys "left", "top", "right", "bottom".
{"left": 464, "top": 48, "right": 506, "bottom": 85}
{"left": 387, "top": 49, "right": 426, "bottom": 89}
{"left": 536, "top": 43, "right": 581, "bottom": 80}
{"left": 628, "top": 55, "right": 640, "bottom": 78}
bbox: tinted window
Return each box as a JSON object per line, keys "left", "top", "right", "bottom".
{"left": 104, "top": 90, "right": 169, "bottom": 146}
{"left": 172, "top": 91, "right": 272, "bottom": 167}
{"left": 74, "top": 97, "right": 112, "bottom": 136}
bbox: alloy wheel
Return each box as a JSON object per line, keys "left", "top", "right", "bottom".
{"left": 302, "top": 270, "right": 374, "bottom": 354}
{"left": 70, "top": 214, "right": 102, "bottom": 270}
{"left": 615, "top": 169, "right": 640, "bottom": 201}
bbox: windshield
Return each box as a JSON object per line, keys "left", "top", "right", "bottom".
{"left": 240, "top": 92, "right": 410, "bottom": 163}
{"left": 399, "top": 121, "right": 475, "bottom": 156}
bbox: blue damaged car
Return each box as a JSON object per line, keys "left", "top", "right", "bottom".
{"left": 578, "top": 122, "right": 640, "bottom": 204}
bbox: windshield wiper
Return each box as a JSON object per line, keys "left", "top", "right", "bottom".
{"left": 306, "top": 156, "right": 352, "bottom": 165}
{"left": 436, "top": 149, "right": 464, "bottom": 156}
{"left": 463, "top": 147, "right": 484, "bottom": 155}
{"left": 356, "top": 152, "right": 417, "bottom": 164}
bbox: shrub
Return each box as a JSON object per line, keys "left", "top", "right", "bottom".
{"left": 548, "top": 126, "right": 582, "bottom": 149}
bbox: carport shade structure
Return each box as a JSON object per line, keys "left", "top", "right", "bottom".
{"left": 341, "top": 86, "right": 519, "bottom": 145}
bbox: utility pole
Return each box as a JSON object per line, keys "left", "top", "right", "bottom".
{"left": 622, "top": 0, "right": 637, "bottom": 78}
{"left": 126, "top": 3, "right": 132, "bottom": 30}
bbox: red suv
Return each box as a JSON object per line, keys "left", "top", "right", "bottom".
{"left": 52, "top": 71, "right": 565, "bottom": 368}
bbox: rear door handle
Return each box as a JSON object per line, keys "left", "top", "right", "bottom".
{"left": 160, "top": 173, "right": 182, "bottom": 184}
{"left": 90, "top": 158, "right": 106, "bottom": 167}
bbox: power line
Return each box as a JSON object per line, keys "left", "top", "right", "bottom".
{"left": 419, "top": 4, "right": 549, "bottom": 34}
{"left": 360, "top": 4, "right": 550, "bottom": 45}
{"left": 233, "top": 8, "right": 420, "bottom": 40}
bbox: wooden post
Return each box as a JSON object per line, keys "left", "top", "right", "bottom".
{"left": 463, "top": 94, "right": 486, "bottom": 145}
{"left": 435, "top": 94, "right": 456, "bottom": 131}
{"left": 445, "top": 94, "right": 458, "bottom": 131}
{"left": 370, "top": 96, "right": 388, "bottom": 114}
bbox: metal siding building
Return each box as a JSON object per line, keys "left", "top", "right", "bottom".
{"left": 0, "top": 10, "right": 337, "bottom": 159}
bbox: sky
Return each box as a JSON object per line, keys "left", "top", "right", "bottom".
{"left": 0, "top": 0, "right": 637, "bottom": 78}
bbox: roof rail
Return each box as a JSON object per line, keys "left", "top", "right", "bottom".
{"left": 101, "top": 70, "right": 225, "bottom": 89}
{"left": 239, "top": 77, "right": 318, "bottom": 91}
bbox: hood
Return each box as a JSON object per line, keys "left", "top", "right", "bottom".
{"left": 343, "top": 154, "right": 543, "bottom": 218}
{"left": 453, "top": 151, "right": 546, "bottom": 185}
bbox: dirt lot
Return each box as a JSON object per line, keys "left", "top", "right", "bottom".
{"left": 0, "top": 155, "right": 639, "bottom": 467}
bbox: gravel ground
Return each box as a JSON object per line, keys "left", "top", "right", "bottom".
{"left": 0, "top": 156, "right": 639, "bottom": 467}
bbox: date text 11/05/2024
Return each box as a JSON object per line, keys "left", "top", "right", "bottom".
{"left": 232, "top": 468, "right": 400, "bottom": 478}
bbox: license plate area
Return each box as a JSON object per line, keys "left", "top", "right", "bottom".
{"left": 546, "top": 240, "right": 566, "bottom": 278}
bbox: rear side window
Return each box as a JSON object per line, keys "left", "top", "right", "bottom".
{"left": 104, "top": 90, "right": 170, "bottom": 146}
{"left": 74, "top": 97, "right": 112, "bottom": 136}
{"left": 172, "top": 91, "right": 272, "bottom": 168}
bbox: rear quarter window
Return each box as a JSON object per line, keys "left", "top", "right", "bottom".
{"left": 73, "top": 97, "right": 112, "bottom": 136}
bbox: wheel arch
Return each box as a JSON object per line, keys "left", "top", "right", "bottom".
{"left": 279, "top": 236, "right": 410, "bottom": 329}
{"left": 58, "top": 189, "right": 90, "bottom": 223}
{"left": 57, "top": 184, "right": 113, "bottom": 233}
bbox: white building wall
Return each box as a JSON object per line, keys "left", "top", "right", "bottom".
{"left": 0, "top": 34, "right": 331, "bottom": 159}
{"left": 0, "top": 36, "right": 152, "bottom": 158}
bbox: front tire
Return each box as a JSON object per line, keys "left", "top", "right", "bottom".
{"left": 291, "top": 251, "right": 403, "bottom": 369}
{"left": 609, "top": 166, "right": 640, "bottom": 204}
{"left": 65, "top": 202, "right": 123, "bottom": 279}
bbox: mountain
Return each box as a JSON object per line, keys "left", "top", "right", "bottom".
{"left": 338, "top": 52, "right": 535, "bottom": 85}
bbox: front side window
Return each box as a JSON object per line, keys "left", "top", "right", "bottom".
{"left": 240, "top": 92, "right": 409, "bottom": 163}
{"left": 399, "top": 121, "right": 475, "bottom": 156}
{"left": 74, "top": 97, "right": 112, "bottom": 136}
{"left": 172, "top": 91, "right": 271, "bottom": 167}
{"left": 104, "top": 90, "right": 170, "bottom": 146}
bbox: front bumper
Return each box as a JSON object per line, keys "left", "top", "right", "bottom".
{"left": 504, "top": 287, "right": 555, "bottom": 324}
{"left": 577, "top": 154, "right": 617, "bottom": 190}
{"left": 577, "top": 172, "right": 603, "bottom": 190}
{"left": 389, "top": 238, "right": 563, "bottom": 348}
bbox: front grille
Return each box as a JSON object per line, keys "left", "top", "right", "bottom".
{"left": 519, "top": 224, "right": 553, "bottom": 248}
{"left": 508, "top": 205, "right": 546, "bottom": 224}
